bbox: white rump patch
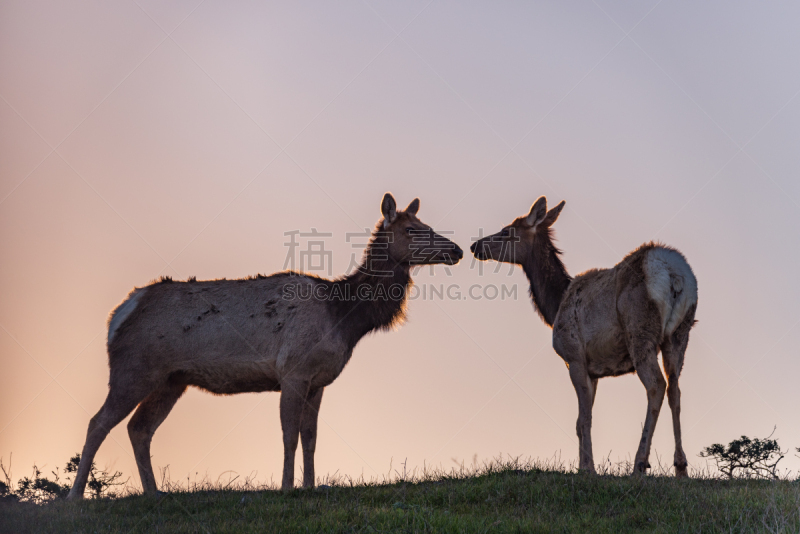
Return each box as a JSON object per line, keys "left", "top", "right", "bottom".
{"left": 644, "top": 247, "right": 698, "bottom": 337}
{"left": 107, "top": 287, "right": 146, "bottom": 345}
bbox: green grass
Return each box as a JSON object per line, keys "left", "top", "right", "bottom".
{"left": 2, "top": 460, "right": 799, "bottom": 533}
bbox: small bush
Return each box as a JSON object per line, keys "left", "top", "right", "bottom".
{"left": 700, "top": 432, "right": 787, "bottom": 480}
{"left": 0, "top": 455, "right": 17, "bottom": 503}
{"left": 14, "top": 465, "right": 71, "bottom": 504}
{"left": 63, "top": 453, "right": 125, "bottom": 499}
{"left": 0, "top": 476, "right": 12, "bottom": 502}
{"left": 0, "top": 452, "right": 125, "bottom": 504}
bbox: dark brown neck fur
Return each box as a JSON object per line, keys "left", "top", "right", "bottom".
{"left": 329, "top": 228, "right": 412, "bottom": 350}
{"left": 521, "top": 229, "right": 572, "bottom": 327}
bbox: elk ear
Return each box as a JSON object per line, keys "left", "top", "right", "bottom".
{"left": 405, "top": 198, "right": 420, "bottom": 216}
{"left": 524, "top": 197, "right": 548, "bottom": 227}
{"left": 381, "top": 193, "right": 397, "bottom": 228}
{"left": 541, "top": 200, "right": 565, "bottom": 228}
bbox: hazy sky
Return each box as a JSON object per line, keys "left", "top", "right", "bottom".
{"left": 2, "top": 0, "right": 799, "bottom": 488}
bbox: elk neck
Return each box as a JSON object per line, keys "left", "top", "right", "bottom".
{"left": 330, "top": 233, "right": 412, "bottom": 349}
{"left": 520, "top": 229, "right": 572, "bottom": 327}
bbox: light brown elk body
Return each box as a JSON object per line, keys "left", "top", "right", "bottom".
{"left": 67, "top": 194, "right": 463, "bottom": 499}
{"left": 471, "top": 197, "right": 697, "bottom": 476}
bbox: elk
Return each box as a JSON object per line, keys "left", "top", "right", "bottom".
{"left": 67, "top": 193, "right": 463, "bottom": 499}
{"left": 471, "top": 197, "right": 697, "bottom": 477}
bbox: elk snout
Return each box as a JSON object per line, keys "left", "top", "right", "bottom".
{"left": 470, "top": 240, "right": 487, "bottom": 260}
{"left": 443, "top": 243, "right": 463, "bottom": 264}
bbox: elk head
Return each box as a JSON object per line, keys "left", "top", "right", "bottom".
{"left": 470, "top": 196, "right": 565, "bottom": 265}
{"left": 379, "top": 193, "right": 463, "bottom": 266}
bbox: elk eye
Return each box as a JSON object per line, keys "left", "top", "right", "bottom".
{"left": 501, "top": 229, "right": 510, "bottom": 237}
{"left": 405, "top": 227, "right": 414, "bottom": 234}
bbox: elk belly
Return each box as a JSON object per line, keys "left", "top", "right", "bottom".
{"left": 180, "top": 359, "right": 280, "bottom": 394}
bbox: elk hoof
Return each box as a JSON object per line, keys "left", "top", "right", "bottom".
{"left": 578, "top": 464, "right": 596, "bottom": 475}
{"left": 674, "top": 461, "right": 688, "bottom": 478}
{"left": 65, "top": 491, "right": 83, "bottom": 501}
{"left": 634, "top": 461, "right": 648, "bottom": 473}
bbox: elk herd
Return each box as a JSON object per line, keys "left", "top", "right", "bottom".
{"left": 67, "top": 193, "right": 697, "bottom": 499}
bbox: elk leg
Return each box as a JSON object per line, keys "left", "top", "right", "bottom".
{"left": 300, "top": 387, "right": 324, "bottom": 488}
{"left": 66, "top": 387, "right": 145, "bottom": 500}
{"left": 662, "top": 355, "right": 687, "bottom": 478}
{"left": 127, "top": 382, "right": 187, "bottom": 494}
{"left": 279, "top": 381, "right": 310, "bottom": 491}
{"left": 662, "top": 309, "right": 694, "bottom": 478}
{"left": 568, "top": 364, "right": 596, "bottom": 473}
{"left": 632, "top": 348, "right": 666, "bottom": 475}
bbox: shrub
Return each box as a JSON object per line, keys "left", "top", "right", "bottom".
{"left": 63, "top": 453, "right": 125, "bottom": 499}
{"left": 14, "top": 464, "right": 71, "bottom": 504}
{"left": 0, "top": 455, "right": 17, "bottom": 503}
{"left": 0, "top": 478, "right": 12, "bottom": 502}
{"left": 0, "top": 452, "right": 125, "bottom": 504}
{"left": 700, "top": 432, "right": 786, "bottom": 480}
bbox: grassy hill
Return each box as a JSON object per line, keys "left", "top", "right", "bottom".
{"left": 2, "top": 461, "right": 799, "bottom": 533}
